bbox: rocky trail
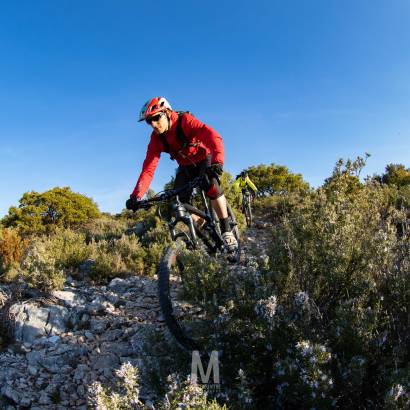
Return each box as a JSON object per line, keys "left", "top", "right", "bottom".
{"left": 0, "top": 210, "right": 273, "bottom": 410}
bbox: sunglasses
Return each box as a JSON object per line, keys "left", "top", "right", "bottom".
{"left": 146, "top": 112, "right": 164, "bottom": 125}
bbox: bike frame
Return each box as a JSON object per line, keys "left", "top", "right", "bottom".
{"left": 139, "top": 176, "right": 225, "bottom": 253}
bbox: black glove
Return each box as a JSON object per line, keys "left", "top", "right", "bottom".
{"left": 206, "top": 163, "right": 223, "bottom": 176}
{"left": 126, "top": 196, "right": 139, "bottom": 211}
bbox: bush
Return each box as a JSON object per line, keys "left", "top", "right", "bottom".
{"left": 1, "top": 186, "right": 100, "bottom": 235}
{"left": 88, "top": 234, "right": 147, "bottom": 282}
{"left": 173, "top": 157, "right": 410, "bottom": 408}
{"left": 243, "top": 163, "right": 309, "bottom": 196}
{"left": 5, "top": 239, "right": 66, "bottom": 292}
{"left": 137, "top": 215, "right": 172, "bottom": 277}
{"left": 1, "top": 230, "right": 92, "bottom": 290}
{"left": 379, "top": 163, "right": 410, "bottom": 188}
{"left": 0, "top": 210, "right": 172, "bottom": 286}
{"left": 1, "top": 222, "right": 170, "bottom": 289}
{"left": 81, "top": 215, "right": 128, "bottom": 242}
{"left": 0, "top": 228, "right": 29, "bottom": 273}
{"left": 45, "top": 228, "right": 92, "bottom": 270}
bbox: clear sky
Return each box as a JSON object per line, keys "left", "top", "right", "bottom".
{"left": 1, "top": 0, "right": 409, "bottom": 217}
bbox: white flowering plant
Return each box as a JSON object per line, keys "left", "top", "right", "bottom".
{"left": 88, "top": 362, "right": 146, "bottom": 410}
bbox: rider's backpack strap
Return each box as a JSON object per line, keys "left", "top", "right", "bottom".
{"left": 159, "top": 111, "right": 201, "bottom": 163}
{"left": 157, "top": 114, "right": 186, "bottom": 158}
{"left": 175, "top": 111, "right": 190, "bottom": 150}
{"left": 159, "top": 111, "right": 191, "bottom": 161}
{"left": 174, "top": 112, "right": 202, "bottom": 165}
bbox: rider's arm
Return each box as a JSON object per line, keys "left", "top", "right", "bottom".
{"left": 182, "top": 113, "right": 224, "bottom": 165}
{"left": 246, "top": 177, "right": 258, "bottom": 193}
{"left": 131, "top": 135, "right": 162, "bottom": 199}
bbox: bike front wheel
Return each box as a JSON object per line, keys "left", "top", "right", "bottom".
{"left": 157, "top": 243, "right": 205, "bottom": 352}
{"left": 244, "top": 202, "right": 253, "bottom": 227}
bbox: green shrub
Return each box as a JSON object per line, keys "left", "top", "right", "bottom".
{"left": 2, "top": 187, "right": 100, "bottom": 235}
{"left": 118, "top": 207, "right": 159, "bottom": 236}
{"left": 137, "top": 216, "right": 172, "bottom": 277}
{"left": 1, "top": 230, "right": 90, "bottom": 290}
{"left": 45, "top": 228, "right": 92, "bottom": 270}
{"left": 140, "top": 216, "right": 170, "bottom": 247}
{"left": 113, "top": 234, "right": 147, "bottom": 273}
{"left": 82, "top": 215, "right": 128, "bottom": 242}
{"left": 243, "top": 163, "right": 310, "bottom": 196}
{"left": 142, "top": 242, "right": 167, "bottom": 277}
{"left": 379, "top": 163, "right": 410, "bottom": 188}
{"left": 89, "top": 234, "right": 147, "bottom": 282}
{"left": 10, "top": 239, "right": 65, "bottom": 292}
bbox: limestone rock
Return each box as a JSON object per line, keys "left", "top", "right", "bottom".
{"left": 10, "top": 303, "right": 69, "bottom": 344}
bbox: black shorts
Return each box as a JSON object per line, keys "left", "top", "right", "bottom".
{"left": 174, "top": 156, "right": 223, "bottom": 203}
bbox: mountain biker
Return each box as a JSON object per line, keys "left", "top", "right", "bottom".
{"left": 234, "top": 171, "right": 258, "bottom": 202}
{"left": 126, "top": 96, "right": 238, "bottom": 251}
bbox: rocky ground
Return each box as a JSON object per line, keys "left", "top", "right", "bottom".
{"left": 0, "top": 211, "right": 273, "bottom": 410}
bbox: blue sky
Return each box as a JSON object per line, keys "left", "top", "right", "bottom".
{"left": 1, "top": 0, "right": 409, "bottom": 217}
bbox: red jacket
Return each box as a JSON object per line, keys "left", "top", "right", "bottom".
{"left": 132, "top": 111, "right": 224, "bottom": 199}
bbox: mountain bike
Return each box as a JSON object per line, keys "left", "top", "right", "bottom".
{"left": 242, "top": 190, "right": 253, "bottom": 228}
{"left": 128, "top": 174, "right": 240, "bottom": 351}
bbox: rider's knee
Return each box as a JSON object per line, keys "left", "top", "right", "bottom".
{"left": 206, "top": 183, "right": 223, "bottom": 200}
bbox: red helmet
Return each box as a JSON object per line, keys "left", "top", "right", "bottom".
{"left": 138, "top": 97, "right": 172, "bottom": 122}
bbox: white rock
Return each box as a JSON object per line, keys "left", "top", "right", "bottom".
{"left": 51, "top": 290, "right": 87, "bottom": 307}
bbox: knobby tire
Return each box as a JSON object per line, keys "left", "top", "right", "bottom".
{"left": 158, "top": 245, "right": 201, "bottom": 352}
{"left": 158, "top": 202, "right": 241, "bottom": 351}
{"left": 245, "top": 202, "right": 252, "bottom": 228}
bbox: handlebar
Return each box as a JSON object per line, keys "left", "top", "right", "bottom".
{"left": 128, "top": 175, "right": 206, "bottom": 212}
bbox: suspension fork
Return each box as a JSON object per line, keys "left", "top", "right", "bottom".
{"left": 169, "top": 196, "right": 198, "bottom": 247}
